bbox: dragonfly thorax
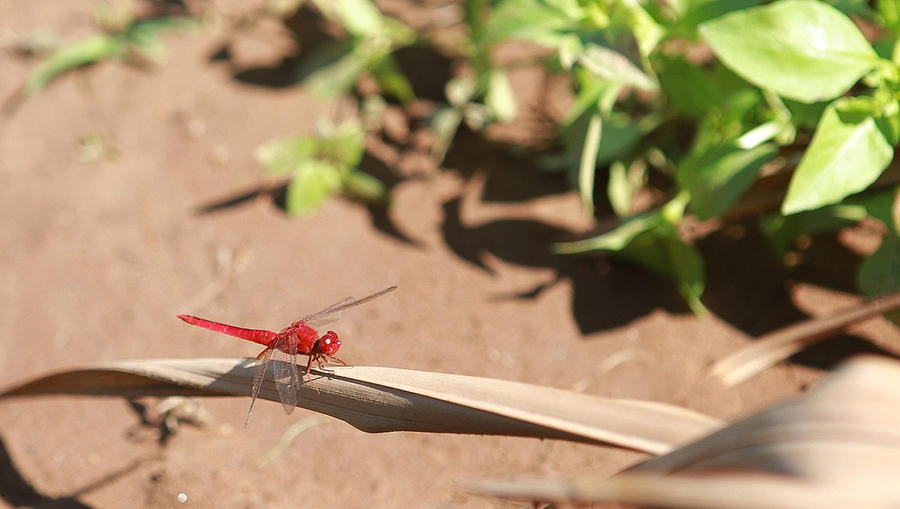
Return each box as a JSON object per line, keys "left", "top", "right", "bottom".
{"left": 276, "top": 322, "right": 320, "bottom": 355}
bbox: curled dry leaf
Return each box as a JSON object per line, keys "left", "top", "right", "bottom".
{"left": 471, "top": 356, "right": 900, "bottom": 508}
{"left": 711, "top": 291, "right": 900, "bottom": 386}
{"left": 0, "top": 358, "right": 720, "bottom": 454}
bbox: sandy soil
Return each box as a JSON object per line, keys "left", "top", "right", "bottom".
{"left": 1, "top": 2, "right": 898, "bottom": 508}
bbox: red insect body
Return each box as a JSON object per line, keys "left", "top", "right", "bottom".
{"left": 176, "top": 314, "right": 278, "bottom": 346}
{"left": 273, "top": 322, "right": 326, "bottom": 355}
{"left": 176, "top": 285, "right": 396, "bottom": 426}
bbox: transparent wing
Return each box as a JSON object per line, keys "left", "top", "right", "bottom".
{"left": 246, "top": 347, "right": 274, "bottom": 428}
{"left": 270, "top": 342, "right": 300, "bottom": 415}
{"left": 296, "top": 286, "right": 397, "bottom": 326}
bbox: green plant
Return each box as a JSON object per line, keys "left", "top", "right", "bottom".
{"left": 267, "top": 0, "right": 899, "bottom": 310}
{"left": 464, "top": 0, "right": 899, "bottom": 311}
{"left": 23, "top": 3, "right": 196, "bottom": 95}
{"left": 256, "top": 120, "right": 387, "bottom": 215}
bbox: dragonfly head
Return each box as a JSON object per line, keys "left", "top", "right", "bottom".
{"left": 318, "top": 330, "right": 341, "bottom": 356}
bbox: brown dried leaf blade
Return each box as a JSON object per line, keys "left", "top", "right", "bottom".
{"left": 0, "top": 358, "right": 719, "bottom": 454}
{"left": 471, "top": 356, "right": 900, "bottom": 508}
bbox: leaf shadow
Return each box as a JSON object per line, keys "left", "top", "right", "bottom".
{"left": 697, "top": 222, "right": 898, "bottom": 371}
{"left": 440, "top": 192, "right": 688, "bottom": 334}
{"left": 0, "top": 430, "right": 154, "bottom": 509}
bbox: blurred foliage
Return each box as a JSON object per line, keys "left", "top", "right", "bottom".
{"left": 20, "top": 0, "right": 900, "bottom": 312}
{"left": 23, "top": 4, "right": 196, "bottom": 95}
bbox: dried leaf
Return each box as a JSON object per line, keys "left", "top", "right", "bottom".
{"left": 0, "top": 358, "right": 719, "bottom": 454}
{"left": 711, "top": 292, "right": 900, "bottom": 385}
{"left": 472, "top": 356, "right": 900, "bottom": 507}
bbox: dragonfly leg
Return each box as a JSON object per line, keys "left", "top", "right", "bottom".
{"left": 304, "top": 353, "right": 314, "bottom": 378}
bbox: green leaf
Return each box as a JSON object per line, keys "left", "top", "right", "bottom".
{"left": 656, "top": 56, "right": 720, "bottom": 116}
{"left": 761, "top": 204, "right": 867, "bottom": 257}
{"left": 313, "top": 0, "right": 385, "bottom": 38}
{"left": 369, "top": 55, "right": 416, "bottom": 105}
{"left": 578, "top": 43, "right": 657, "bottom": 91}
{"left": 700, "top": 0, "right": 880, "bottom": 102}
{"left": 672, "top": 0, "right": 764, "bottom": 37}
{"left": 483, "top": 0, "right": 583, "bottom": 46}
{"left": 677, "top": 141, "right": 777, "bottom": 220}
{"left": 316, "top": 122, "right": 366, "bottom": 167}
{"left": 578, "top": 112, "right": 603, "bottom": 214}
{"left": 852, "top": 185, "right": 900, "bottom": 232}
{"left": 858, "top": 233, "right": 900, "bottom": 301}
{"left": 122, "top": 16, "right": 198, "bottom": 58}
{"left": 880, "top": 0, "right": 900, "bottom": 34}
{"left": 608, "top": 161, "right": 630, "bottom": 217}
{"left": 555, "top": 195, "right": 704, "bottom": 311}
{"left": 285, "top": 161, "right": 342, "bottom": 215}
{"left": 24, "top": 34, "right": 121, "bottom": 95}
{"left": 608, "top": 159, "right": 647, "bottom": 217}
{"left": 610, "top": 0, "right": 664, "bottom": 57}
{"left": 691, "top": 88, "right": 764, "bottom": 154}
{"left": 297, "top": 41, "right": 367, "bottom": 98}
{"left": 485, "top": 70, "right": 518, "bottom": 123}
{"left": 782, "top": 98, "right": 894, "bottom": 214}
{"left": 783, "top": 98, "right": 830, "bottom": 130}
{"left": 255, "top": 136, "right": 318, "bottom": 175}
{"left": 342, "top": 169, "right": 388, "bottom": 204}
{"left": 553, "top": 211, "right": 662, "bottom": 253}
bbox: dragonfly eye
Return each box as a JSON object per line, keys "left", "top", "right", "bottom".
{"left": 319, "top": 331, "right": 341, "bottom": 355}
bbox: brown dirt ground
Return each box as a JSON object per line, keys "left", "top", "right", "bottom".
{"left": 2, "top": 2, "right": 899, "bottom": 508}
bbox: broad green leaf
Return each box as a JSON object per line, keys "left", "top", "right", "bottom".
{"left": 483, "top": 0, "right": 583, "bottom": 46}
{"left": 677, "top": 141, "right": 777, "bottom": 220}
{"left": 852, "top": 185, "right": 900, "bottom": 232}
{"left": 610, "top": 0, "right": 664, "bottom": 57}
{"left": 24, "top": 34, "right": 120, "bottom": 95}
{"left": 880, "top": 0, "right": 900, "bottom": 34}
{"left": 859, "top": 233, "right": 900, "bottom": 295}
{"left": 578, "top": 43, "right": 657, "bottom": 91}
{"left": 656, "top": 56, "right": 721, "bottom": 116}
{"left": 312, "top": 0, "right": 384, "bottom": 38}
{"left": 255, "top": 136, "right": 317, "bottom": 175}
{"left": 285, "top": 161, "right": 342, "bottom": 215}
{"left": 342, "top": 169, "right": 388, "bottom": 204}
{"left": 700, "top": 0, "right": 880, "bottom": 102}
{"left": 783, "top": 98, "right": 830, "bottom": 130}
{"left": 829, "top": 0, "right": 875, "bottom": 17}
{"left": 485, "top": 70, "right": 517, "bottom": 123}
{"left": 782, "top": 98, "right": 893, "bottom": 214}
{"left": 672, "top": 0, "right": 764, "bottom": 37}
{"left": 761, "top": 204, "right": 867, "bottom": 257}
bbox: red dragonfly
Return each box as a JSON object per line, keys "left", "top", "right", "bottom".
{"left": 177, "top": 286, "right": 396, "bottom": 426}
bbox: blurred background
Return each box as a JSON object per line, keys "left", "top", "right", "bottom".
{"left": 2, "top": 0, "right": 899, "bottom": 507}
